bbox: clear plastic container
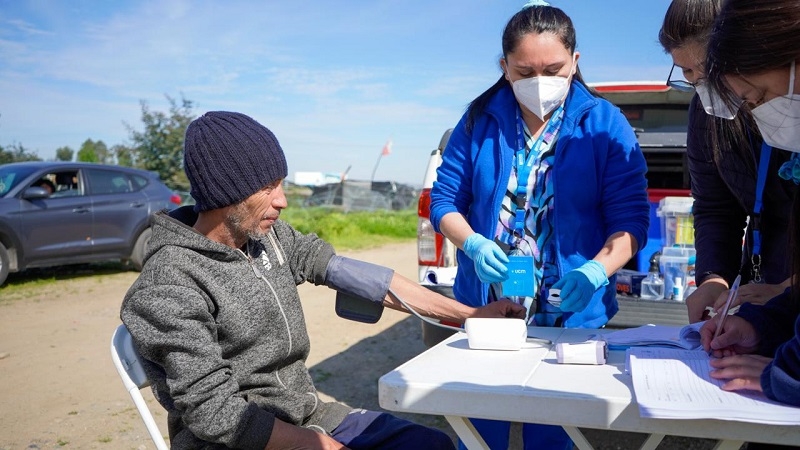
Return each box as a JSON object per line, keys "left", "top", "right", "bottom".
{"left": 659, "top": 255, "right": 688, "bottom": 300}
{"left": 657, "top": 197, "right": 695, "bottom": 247}
{"left": 639, "top": 258, "right": 665, "bottom": 301}
{"left": 640, "top": 271, "right": 665, "bottom": 300}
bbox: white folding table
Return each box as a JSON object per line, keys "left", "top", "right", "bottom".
{"left": 378, "top": 327, "right": 800, "bottom": 450}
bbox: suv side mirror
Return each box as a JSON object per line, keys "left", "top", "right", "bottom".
{"left": 22, "top": 187, "right": 51, "bottom": 200}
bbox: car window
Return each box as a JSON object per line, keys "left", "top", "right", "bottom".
{"left": 86, "top": 169, "right": 134, "bottom": 195}
{"left": 0, "top": 166, "right": 38, "bottom": 197}
{"left": 29, "top": 176, "right": 57, "bottom": 194}
{"left": 131, "top": 174, "right": 149, "bottom": 190}
{"left": 48, "top": 170, "right": 83, "bottom": 197}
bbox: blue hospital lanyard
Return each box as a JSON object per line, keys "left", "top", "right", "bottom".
{"left": 512, "top": 105, "right": 564, "bottom": 242}
{"left": 750, "top": 142, "right": 771, "bottom": 281}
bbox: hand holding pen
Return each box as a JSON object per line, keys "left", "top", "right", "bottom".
{"left": 706, "top": 275, "right": 741, "bottom": 356}
{"left": 700, "top": 274, "right": 759, "bottom": 356}
{"left": 700, "top": 275, "right": 760, "bottom": 357}
{"left": 700, "top": 314, "right": 761, "bottom": 357}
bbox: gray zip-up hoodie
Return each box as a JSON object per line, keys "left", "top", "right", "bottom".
{"left": 121, "top": 207, "right": 354, "bottom": 449}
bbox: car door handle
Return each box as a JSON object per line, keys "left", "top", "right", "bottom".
{"left": 130, "top": 202, "right": 146, "bottom": 208}
{"left": 72, "top": 207, "right": 91, "bottom": 214}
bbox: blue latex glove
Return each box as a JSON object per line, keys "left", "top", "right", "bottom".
{"left": 552, "top": 260, "right": 609, "bottom": 312}
{"left": 463, "top": 233, "right": 509, "bottom": 283}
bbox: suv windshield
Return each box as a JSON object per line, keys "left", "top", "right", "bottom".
{"left": 0, "top": 166, "right": 38, "bottom": 197}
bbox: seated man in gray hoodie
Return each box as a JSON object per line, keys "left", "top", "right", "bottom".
{"left": 121, "top": 111, "right": 525, "bottom": 450}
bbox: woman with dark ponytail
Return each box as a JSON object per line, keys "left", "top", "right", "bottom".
{"left": 429, "top": 1, "right": 649, "bottom": 448}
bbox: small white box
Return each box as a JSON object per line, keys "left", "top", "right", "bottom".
{"left": 556, "top": 340, "right": 607, "bottom": 365}
{"left": 464, "top": 318, "right": 527, "bottom": 351}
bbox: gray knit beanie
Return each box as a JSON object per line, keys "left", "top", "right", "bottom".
{"left": 184, "top": 111, "right": 288, "bottom": 212}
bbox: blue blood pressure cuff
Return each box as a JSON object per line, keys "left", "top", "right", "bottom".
{"left": 326, "top": 256, "right": 393, "bottom": 323}
{"left": 325, "top": 256, "right": 394, "bottom": 303}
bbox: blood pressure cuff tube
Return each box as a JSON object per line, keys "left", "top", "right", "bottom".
{"left": 324, "top": 256, "right": 394, "bottom": 304}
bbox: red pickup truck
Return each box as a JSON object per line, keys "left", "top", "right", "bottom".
{"left": 416, "top": 82, "right": 694, "bottom": 346}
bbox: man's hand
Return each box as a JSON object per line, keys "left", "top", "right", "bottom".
{"left": 265, "top": 419, "right": 350, "bottom": 450}
{"left": 699, "top": 315, "right": 760, "bottom": 357}
{"left": 709, "top": 354, "right": 772, "bottom": 394}
{"left": 463, "top": 233, "right": 509, "bottom": 283}
{"left": 686, "top": 280, "right": 727, "bottom": 322}
{"left": 472, "top": 299, "right": 527, "bottom": 319}
{"left": 551, "top": 260, "right": 608, "bottom": 312}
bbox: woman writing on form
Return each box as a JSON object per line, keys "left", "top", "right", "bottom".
{"left": 658, "top": 0, "right": 796, "bottom": 324}
{"left": 699, "top": 0, "right": 800, "bottom": 409}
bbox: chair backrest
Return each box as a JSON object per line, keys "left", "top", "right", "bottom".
{"left": 110, "top": 324, "right": 169, "bottom": 450}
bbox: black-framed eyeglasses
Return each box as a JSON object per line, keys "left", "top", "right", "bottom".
{"left": 666, "top": 64, "right": 696, "bottom": 92}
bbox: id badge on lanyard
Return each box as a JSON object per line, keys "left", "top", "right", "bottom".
{"left": 502, "top": 253, "right": 535, "bottom": 297}
{"left": 501, "top": 106, "right": 553, "bottom": 298}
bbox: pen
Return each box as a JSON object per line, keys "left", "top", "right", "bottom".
{"left": 708, "top": 274, "right": 741, "bottom": 356}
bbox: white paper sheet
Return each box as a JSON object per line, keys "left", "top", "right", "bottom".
{"left": 629, "top": 347, "right": 800, "bottom": 425}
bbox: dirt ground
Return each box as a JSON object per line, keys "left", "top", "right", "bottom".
{"left": 0, "top": 242, "right": 727, "bottom": 449}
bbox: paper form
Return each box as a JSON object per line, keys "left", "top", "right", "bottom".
{"left": 629, "top": 348, "right": 800, "bottom": 425}
{"left": 605, "top": 322, "right": 704, "bottom": 350}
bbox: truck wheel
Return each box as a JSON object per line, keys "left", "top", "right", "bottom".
{"left": 130, "top": 228, "right": 152, "bottom": 271}
{"left": 0, "top": 243, "right": 9, "bottom": 287}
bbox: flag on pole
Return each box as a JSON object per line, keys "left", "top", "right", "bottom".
{"left": 381, "top": 140, "right": 392, "bottom": 156}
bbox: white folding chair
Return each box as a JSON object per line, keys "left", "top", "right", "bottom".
{"left": 110, "top": 324, "right": 169, "bottom": 450}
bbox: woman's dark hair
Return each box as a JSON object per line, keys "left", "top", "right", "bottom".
{"left": 705, "top": 0, "right": 799, "bottom": 143}
{"left": 465, "top": 4, "right": 591, "bottom": 131}
{"left": 705, "top": 0, "right": 800, "bottom": 305}
{"left": 706, "top": 0, "right": 800, "bottom": 105}
{"left": 659, "top": 0, "right": 753, "bottom": 173}
{"left": 658, "top": 0, "right": 721, "bottom": 53}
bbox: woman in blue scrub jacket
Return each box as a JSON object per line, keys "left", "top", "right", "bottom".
{"left": 428, "top": 1, "right": 649, "bottom": 448}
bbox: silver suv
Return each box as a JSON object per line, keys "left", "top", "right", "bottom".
{"left": 0, "top": 162, "right": 182, "bottom": 286}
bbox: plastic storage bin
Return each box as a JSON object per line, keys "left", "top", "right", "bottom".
{"left": 657, "top": 196, "right": 695, "bottom": 248}
{"left": 631, "top": 189, "right": 691, "bottom": 273}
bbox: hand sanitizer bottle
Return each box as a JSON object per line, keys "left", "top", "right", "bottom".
{"left": 640, "top": 258, "right": 665, "bottom": 300}
{"left": 672, "top": 276, "right": 684, "bottom": 302}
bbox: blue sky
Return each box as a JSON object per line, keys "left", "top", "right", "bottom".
{"left": 1, "top": 0, "right": 674, "bottom": 185}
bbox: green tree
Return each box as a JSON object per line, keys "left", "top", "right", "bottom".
{"left": 126, "top": 95, "right": 194, "bottom": 190}
{"left": 0, "top": 143, "right": 41, "bottom": 164}
{"left": 55, "top": 146, "right": 74, "bottom": 161}
{"left": 94, "top": 140, "right": 110, "bottom": 163}
{"left": 112, "top": 144, "right": 135, "bottom": 167}
{"left": 76, "top": 139, "right": 111, "bottom": 163}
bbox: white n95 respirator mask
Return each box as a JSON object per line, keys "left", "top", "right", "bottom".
{"left": 512, "top": 75, "right": 570, "bottom": 121}
{"left": 751, "top": 60, "right": 800, "bottom": 152}
{"left": 510, "top": 56, "right": 576, "bottom": 121}
{"left": 696, "top": 82, "right": 738, "bottom": 120}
